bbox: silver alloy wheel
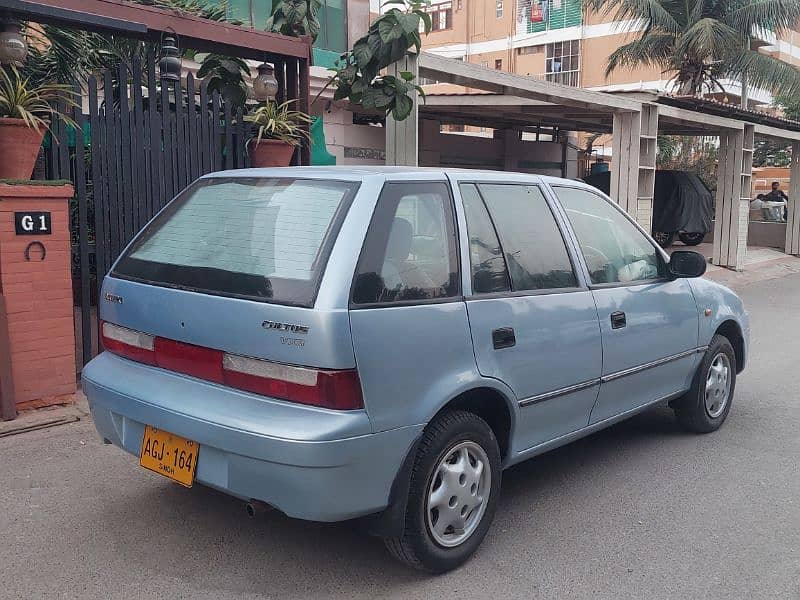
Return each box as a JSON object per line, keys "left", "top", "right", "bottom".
{"left": 704, "top": 352, "right": 732, "bottom": 418}
{"left": 425, "top": 441, "right": 491, "bottom": 548}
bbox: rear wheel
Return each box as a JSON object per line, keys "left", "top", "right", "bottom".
{"left": 678, "top": 232, "right": 706, "bottom": 246}
{"left": 384, "top": 410, "right": 501, "bottom": 573}
{"left": 673, "top": 334, "right": 736, "bottom": 433}
{"left": 653, "top": 231, "right": 675, "bottom": 248}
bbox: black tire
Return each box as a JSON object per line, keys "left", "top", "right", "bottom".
{"left": 678, "top": 232, "right": 706, "bottom": 246}
{"left": 653, "top": 231, "right": 675, "bottom": 248}
{"left": 384, "top": 410, "right": 502, "bottom": 573}
{"left": 672, "top": 334, "right": 737, "bottom": 433}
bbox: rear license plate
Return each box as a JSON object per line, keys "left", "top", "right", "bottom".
{"left": 139, "top": 425, "right": 198, "bottom": 487}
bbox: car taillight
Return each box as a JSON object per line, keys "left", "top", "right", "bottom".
{"left": 101, "top": 321, "right": 156, "bottom": 365}
{"left": 221, "top": 354, "right": 363, "bottom": 410}
{"left": 100, "top": 321, "right": 363, "bottom": 410}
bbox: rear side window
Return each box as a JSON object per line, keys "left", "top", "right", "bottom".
{"left": 477, "top": 184, "right": 578, "bottom": 291}
{"left": 352, "top": 182, "right": 460, "bottom": 305}
{"left": 460, "top": 183, "right": 511, "bottom": 294}
{"left": 113, "top": 177, "right": 359, "bottom": 306}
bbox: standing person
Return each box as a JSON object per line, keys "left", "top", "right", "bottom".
{"left": 764, "top": 181, "right": 789, "bottom": 202}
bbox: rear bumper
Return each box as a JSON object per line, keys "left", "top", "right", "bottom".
{"left": 82, "top": 352, "right": 422, "bottom": 522}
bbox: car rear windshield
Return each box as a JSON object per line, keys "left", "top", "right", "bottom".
{"left": 112, "top": 177, "right": 359, "bottom": 306}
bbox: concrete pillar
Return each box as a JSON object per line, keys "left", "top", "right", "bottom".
{"left": 785, "top": 142, "right": 800, "bottom": 255}
{"left": 385, "top": 53, "right": 419, "bottom": 167}
{"left": 713, "top": 124, "right": 753, "bottom": 270}
{"left": 610, "top": 106, "right": 656, "bottom": 230}
{"left": 0, "top": 183, "right": 77, "bottom": 418}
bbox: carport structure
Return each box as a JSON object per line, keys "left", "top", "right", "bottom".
{"left": 386, "top": 53, "right": 800, "bottom": 271}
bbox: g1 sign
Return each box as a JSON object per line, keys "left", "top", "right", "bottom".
{"left": 15, "top": 212, "right": 52, "bottom": 235}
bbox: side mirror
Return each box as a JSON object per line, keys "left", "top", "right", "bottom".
{"left": 668, "top": 250, "right": 707, "bottom": 279}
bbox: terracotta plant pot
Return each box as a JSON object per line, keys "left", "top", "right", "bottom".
{"left": 0, "top": 118, "right": 45, "bottom": 180}
{"left": 248, "top": 138, "right": 296, "bottom": 168}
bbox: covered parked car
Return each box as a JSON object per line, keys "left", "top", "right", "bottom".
{"left": 84, "top": 168, "right": 748, "bottom": 573}
{"left": 584, "top": 169, "right": 714, "bottom": 247}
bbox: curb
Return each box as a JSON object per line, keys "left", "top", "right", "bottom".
{"left": 0, "top": 392, "right": 90, "bottom": 438}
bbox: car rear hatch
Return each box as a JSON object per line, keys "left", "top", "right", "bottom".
{"left": 99, "top": 175, "right": 364, "bottom": 412}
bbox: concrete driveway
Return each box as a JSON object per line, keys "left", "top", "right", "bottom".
{"left": 1, "top": 273, "right": 798, "bottom": 599}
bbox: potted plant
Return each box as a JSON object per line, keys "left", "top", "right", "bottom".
{"left": 0, "top": 66, "right": 76, "bottom": 180}
{"left": 245, "top": 100, "right": 312, "bottom": 168}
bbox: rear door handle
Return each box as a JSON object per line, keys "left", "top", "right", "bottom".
{"left": 492, "top": 327, "right": 516, "bottom": 349}
{"left": 610, "top": 311, "right": 627, "bottom": 329}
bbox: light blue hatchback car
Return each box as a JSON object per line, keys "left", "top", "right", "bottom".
{"left": 83, "top": 167, "right": 749, "bottom": 572}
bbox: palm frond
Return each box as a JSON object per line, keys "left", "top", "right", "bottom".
{"left": 675, "top": 17, "right": 741, "bottom": 62}
{"left": 727, "top": 49, "right": 800, "bottom": 97}
{"left": 585, "top": 0, "right": 681, "bottom": 34}
{"left": 605, "top": 33, "right": 675, "bottom": 76}
{"left": 725, "top": 0, "right": 800, "bottom": 36}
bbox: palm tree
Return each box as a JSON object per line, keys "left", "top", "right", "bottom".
{"left": 586, "top": 0, "right": 800, "bottom": 101}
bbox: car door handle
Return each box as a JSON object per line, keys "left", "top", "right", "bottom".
{"left": 492, "top": 327, "right": 516, "bottom": 349}
{"left": 610, "top": 311, "right": 627, "bottom": 329}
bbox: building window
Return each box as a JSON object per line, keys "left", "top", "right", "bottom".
{"left": 545, "top": 39, "right": 580, "bottom": 86}
{"left": 495, "top": 59, "right": 503, "bottom": 70}
{"left": 427, "top": 2, "right": 453, "bottom": 31}
{"left": 517, "top": 0, "right": 583, "bottom": 36}
{"left": 496, "top": 0, "right": 504, "bottom": 18}
{"left": 457, "top": 0, "right": 463, "bottom": 10}
{"left": 481, "top": 60, "right": 489, "bottom": 68}
{"left": 517, "top": 45, "right": 544, "bottom": 55}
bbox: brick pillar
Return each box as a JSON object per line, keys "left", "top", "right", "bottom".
{"left": 0, "top": 183, "right": 76, "bottom": 417}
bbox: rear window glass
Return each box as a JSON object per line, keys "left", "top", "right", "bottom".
{"left": 112, "top": 177, "right": 359, "bottom": 306}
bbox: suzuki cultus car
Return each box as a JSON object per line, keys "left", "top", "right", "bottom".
{"left": 83, "top": 168, "right": 748, "bottom": 573}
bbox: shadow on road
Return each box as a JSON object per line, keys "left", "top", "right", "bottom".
{"left": 96, "top": 405, "right": 690, "bottom": 591}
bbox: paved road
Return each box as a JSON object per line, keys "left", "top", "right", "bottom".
{"left": 2, "top": 274, "right": 799, "bottom": 599}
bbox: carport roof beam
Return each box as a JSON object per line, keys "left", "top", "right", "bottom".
{"left": 419, "top": 53, "right": 641, "bottom": 113}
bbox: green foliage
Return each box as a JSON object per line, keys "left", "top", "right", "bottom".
{"left": 196, "top": 53, "right": 251, "bottom": 107}
{"left": 245, "top": 100, "right": 313, "bottom": 145}
{"left": 656, "top": 135, "right": 718, "bottom": 190}
{"left": 586, "top": 0, "right": 800, "bottom": 98}
{"left": 776, "top": 92, "right": 800, "bottom": 122}
{"left": 0, "top": 66, "right": 78, "bottom": 132}
{"left": 267, "top": 0, "right": 323, "bottom": 40}
{"left": 327, "top": 0, "right": 431, "bottom": 121}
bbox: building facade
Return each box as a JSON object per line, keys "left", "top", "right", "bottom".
{"left": 414, "top": 0, "right": 799, "bottom": 108}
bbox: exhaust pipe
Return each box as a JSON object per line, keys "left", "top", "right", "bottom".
{"left": 245, "top": 499, "right": 272, "bottom": 517}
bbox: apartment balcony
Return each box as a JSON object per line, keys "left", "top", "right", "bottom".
{"left": 515, "top": 0, "right": 582, "bottom": 37}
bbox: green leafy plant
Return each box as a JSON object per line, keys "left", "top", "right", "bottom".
{"left": 325, "top": 0, "right": 432, "bottom": 121}
{"left": 196, "top": 53, "right": 251, "bottom": 107}
{"left": 266, "top": 0, "right": 323, "bottom": 41}
{"left": 0, "top": 66, "right": 78, "bottom": 131}
{"left": 245, "top": 99, "right": 313, "bottom": 146}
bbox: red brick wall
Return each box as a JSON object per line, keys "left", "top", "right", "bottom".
{"left": 0, "top": 184, "right": 76, "bottom": 407}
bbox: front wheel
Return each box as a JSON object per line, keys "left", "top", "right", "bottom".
{"left": 384, "top": 410, "right": 501, "bottom": 573}
{"left": 672, "top": 334, "right": 737, "bottom": 433}
{"left": 678, "top": 232, "right": 706, "bottom": 246}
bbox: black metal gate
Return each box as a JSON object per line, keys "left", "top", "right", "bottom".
{"left": 46, "top": 54, "right": 252, "bottom": 369}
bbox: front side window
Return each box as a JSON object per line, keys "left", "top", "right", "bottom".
{"left": 352, "top": 183, "right": 459, "bottom": 305}
{"left": 554, "top": 186, "right": 666, "bottom": 285}
{"left": 478, "top": 184, "right": 577, "bottom": 291}
{"left": 460, "top": 184, "right": 511, "bottom": 294}
{"left": 113, "top": 178, "right": 359, "bottom": 306}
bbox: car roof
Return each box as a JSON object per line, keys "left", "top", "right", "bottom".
{"left": 202, "top": 166, "right": 595, "bottom": 188}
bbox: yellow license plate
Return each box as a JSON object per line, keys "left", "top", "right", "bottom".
{"left": 139, "top": 425, "right": 198, "bottom": 487}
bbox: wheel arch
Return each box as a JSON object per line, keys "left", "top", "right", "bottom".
{"left": 715, "top": 319, "right": 745, "bottom": 373}
{"left": 362, "top": 382, "right": 517, "bottom": 538}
